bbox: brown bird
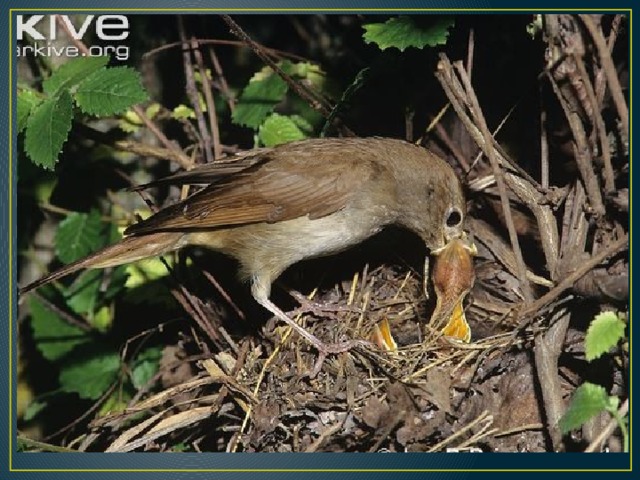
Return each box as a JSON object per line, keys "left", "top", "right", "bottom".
{"left": 20, "top": 137, "right": 472, "bottom": 370}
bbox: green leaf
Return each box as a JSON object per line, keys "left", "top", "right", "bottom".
{"left": 99, "top": 390, "right": 131, "bottom": 416}
{"left": 605, "top": 395, "right": 621, "bottom": 414}
{"left": 289, "top": 114, "right": 315, "bottom": 135}
{"left": 43, "top": 56, "right": 109, "bottom": 96}
{"left": 55, "top": 210, "right": 104, "bottom": 264}
{"left": 124, "top": 257, "right": 171, "bottom": 289}
{"left": 59, "top": 351, "right": 121, "bottom": 400}
{"left": 258, "top": 113, "right": 307, "bottom": 147}
{"left": 363, "top": 16, "right": 454, "bottom": 51}
{"left": 171, "top": 104, "right": 196, "bottom": 120}
{"left": 585, "top": 311, "right": 626, "bottom": 361}
{"left": 24, "top": 90, "right": 73, "bottom": 170}
{"left": 64, "top": 270, "right": 104, "bottom": 315}
{"left": 289, "top": 62, "right": 326, "bottom": 90}
{"left": 130, "top": 347, "right": 162, "bottom": 390}
{"left": 17, "top": 88, "right": 42, "bottom": 133}
{"left": 29, "top": 296, "right": 91, "bottom": 361}
{"left": 75, "top": 67, "right": 148, "bottom": 116}
{"left": 23, "top": 399, "right": 48, "bottom": 422}
{"left": 118, "top": 103, "right": 161, "bottom": 132}
{"left": 559, "top": 382, "right": 610, "bottom": 433}
{"left": 232, "top": 67, "right": 288, "bottom": 128}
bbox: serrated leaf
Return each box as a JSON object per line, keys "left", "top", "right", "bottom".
{"left": 43, "top": 56, "right": 109, "bottom": 96}
{"left": 131, "top": 347, "right": 162, "bottom": 390}
{"left": 29, "top": 296, "right": 91, "bottom": 361}
{"left": 55, "top": 210, "right": 104, "bottom": 264}
{"left": 24, "top": 90, "right": 73, "bottom": 170}
{"left": 59, "top": 351, "right": 121, "bottom": 400}
{"left": 559, "top": 382, "right": 610, "bottom": 433}
{"left": 75, "top": 66, "right": 148, "bottom": 116}
{"left": 258, "top": 113, "right": 307, "bottom": 147}
{"left": 585, "top": 311, "right": 626, "bottom": 361}
{"left": 17, "top": 88, "right": 42, "bottom": 132}
{"left": 232, "top": 68, "right": 288, "bottom": 128}
{"left": 363, "top": 16, "right": 454, "bottom": 51}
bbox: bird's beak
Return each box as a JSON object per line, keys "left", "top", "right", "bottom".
{"left": 428, "top": 234, "right": 477, "bottom": 342}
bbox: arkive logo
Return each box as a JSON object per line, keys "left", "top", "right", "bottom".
{"left": 16, "top": 14, "right": 130, "bottom": 61}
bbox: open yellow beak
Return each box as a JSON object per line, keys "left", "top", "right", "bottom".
{"left": 372, "top": 235, "right": 476, "bottom": 350}
{"left": 429, "top": 235, "right": 477, "bottom": 342}
{"left": 371, "top": 317, "right": 398, "bottom": 351}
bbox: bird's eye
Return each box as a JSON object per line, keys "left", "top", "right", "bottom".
{"left": 446, "top": 207, "right": 463, "bottom": 227}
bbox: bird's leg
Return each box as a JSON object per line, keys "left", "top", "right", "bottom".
{"left": 251, "top": 278, "right": 369, "bottom": 376}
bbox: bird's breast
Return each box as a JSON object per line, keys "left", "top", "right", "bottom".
{"left": 212, "top": 205, "right": 395, "bottom": 281}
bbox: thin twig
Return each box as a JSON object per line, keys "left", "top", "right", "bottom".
{"left": 517, "top": 233, "right": 628, "bottom": 324}
{"left": 466, "top": 28, "right": 475, "bottom": 82}
{"left": 545, "top": 70, "right": 605, "bottom": 215}
{"left": 595, "top": 14, "right": 623, "bottom": 107}
{"left": 143, "top": 38, "right": 310, "bottom": 63}
{"left": 539, "top": 84, "right": 550, "bottom": 189}
{"left": 192, "top": 38, "right": 223, "bottom": 160}
{"left": 178, "top": 18, "right": 211, "bottom": 165}
{"left": 451, "top": 58, "right": 534, "bottom": 302}
{"left": 208, "top": 47, "right": 235, "bottom": 112}
{"left": 573, "top": 54, "right": 615, "bottom": 193}
{"left": 534, "top": 310, "right": 571, "bottom": 450}
{"left": 31, "top": 291, "right": 92, "bottom": 332}
{"left": 579, "top": 15, "right": 629, "bottom": 141}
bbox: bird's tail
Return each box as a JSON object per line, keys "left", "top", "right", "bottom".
{"left": 19, "top": 231, "right": 185, "bottom": 296}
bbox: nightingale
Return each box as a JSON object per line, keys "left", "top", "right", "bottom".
{"left": 20, "top": 137, "right": 473, "bottom": 368}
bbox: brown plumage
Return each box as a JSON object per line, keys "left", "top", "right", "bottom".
{"left": 20, "top": 137, "right": 471, "bottom": 372}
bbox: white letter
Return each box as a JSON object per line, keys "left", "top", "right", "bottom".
{"left": 58, "top": 15, "right": 94, "bottom": 40}
{"left": 96, "top": 15, "right": 129, "bottom": 40}
{"left": 16, "top": 15, "right": 45, "bottom": 41}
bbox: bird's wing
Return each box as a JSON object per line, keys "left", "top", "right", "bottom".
{"left": 125, "top": 145, "right": 381, "bottom": 235}
{"left": 131, "top": 149, "right": 270, "bottom": 190}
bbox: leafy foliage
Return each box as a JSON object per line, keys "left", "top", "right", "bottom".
{"left": 20, "top": 56, "right": 148, "bottom": 169}
{"left": 16, "top": 87, "right": 42, "bottom": 133}
{"left": 559, "top": 383, "right": 618, "bottom": 433}
{"left": 28, "top": 295, "right": 92, "bottom": 361}
{"left": 258, "top": 113, "right": 307, "bottom": 146}
{"left": 584, "top": 311, "right": 626, "bottom": 361}
{"left": 130, "top": 347, "right": 163, "bottom": 390}
{"left": 232, "top": 60, "right": 327, "bottom": 146}
{"left": 24, "top": 90, "right": 74, "bottom": 170}
{"left": 559, "top": 311, "right": 628, "bottom": 450}
{"left": 58, "top": 351, "right": 121, "bottom": 400}
{"left": 55, "top": 209, "right": 104, "bottom": 263}
{"left": 74, "top": 67, "right": 148, "bottom": 116}
{"left": 232, "top": 64, "right": 289, "bottom": 128}
{"left": 42, "top": 56, "right": 109, "bottom": 96}
{"left": 363, "top": 16, "right": 454, "bottom": 51}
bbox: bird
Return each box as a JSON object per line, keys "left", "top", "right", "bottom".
{"left": 20, "top": 137, "right": 474, "bottom": 371}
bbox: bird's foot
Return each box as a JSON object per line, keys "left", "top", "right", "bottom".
{"left": 308, "top": 339, "right": 373, "bottom": 378}
{"left": 289, "top": 290, "right": 360, "bottom": 321}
